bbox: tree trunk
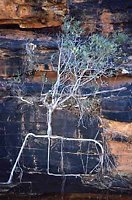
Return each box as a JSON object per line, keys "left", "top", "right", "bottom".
{"left": 47, "top": 108, "right": 53, "bottom": 136}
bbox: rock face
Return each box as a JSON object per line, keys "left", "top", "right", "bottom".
{"left": 0, "top": 0, "right": 132, "bottom": 196}
{"left": 70, "top": 0, "right": 132, "bottom": 34}
{"left": 0, "top": 34, "right": 132, "bottom": 194}
{"left": 0, "top": 0, "right": 131, "bottom": 33}
{"left": 0, "top": 0, "right": 67, "bottom": 28}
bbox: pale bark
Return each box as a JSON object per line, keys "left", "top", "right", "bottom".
{"left": 47, "top": 108, "right": 53, "bottom": 136}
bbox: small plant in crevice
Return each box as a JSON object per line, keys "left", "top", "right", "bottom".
{"left": 111, "top": 31, "right": 130, "bottom": 64}
{"left": 111, "top": 32, "right": 129, "bottom": 45}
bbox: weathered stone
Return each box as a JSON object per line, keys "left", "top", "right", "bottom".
{"left": 108, "top": 141, "right": 132, "bottom": 176}
{"left": 102, "top": 118, "right": 132, "bottom": 176}
{"left": 70, "top": 0, "right": 132, "bottom": 34}
{"left": 0, "top": 0, "right": 131, "bottom": 34}
{"left": 0, "top": 0, "right": 132, "bottom": 195}
{"left": 0, "top": 0, "right": 67, "bottom": 28}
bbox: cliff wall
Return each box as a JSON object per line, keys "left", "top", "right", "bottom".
{"left": 0, "top": 0, "right": 67, "bottom": 28}
{"left": 0, "top": 0, "right": 132, "bottom": 195}
{"left": 0, "top": 0, "right": 131, "bottom": 33}
{"left": 70, "top": 0, "right": 132, "bottom": 34}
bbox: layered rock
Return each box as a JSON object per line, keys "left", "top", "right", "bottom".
{"left": 0, "top": 34, "right": 132, "bottom": 192}
{"left": 70, "top": 0, "right": 132, "bottom": 34}
{"left": 0, "top": 0, "right": 131, "bottom": 34}
{"left": 0, "top": 0, "right": 132, "bottom": 195}
{"left": 0, "top": 0, "right": 67, "bottom": 28}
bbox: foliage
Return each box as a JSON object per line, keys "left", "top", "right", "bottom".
{"left": 58, "top": 18, "right": 122, "bottom": 74}
{"left": 41, "top": 17, "right": 127, "bottom": 129}
{"left": 111, "top": 32, "right": 129, "bottom": 45}
{"left": 10, "top": 18, "right": 127, "bottom": 127}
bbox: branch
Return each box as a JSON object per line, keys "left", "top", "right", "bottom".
{"left": 2, "top": 96, "right": 34, "bottom": 105}
{"left": 50, "top": 86, "right": 127, "bottom": 101}
{"left": 79, "top": 87, "right": 127, "bottom": 99}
